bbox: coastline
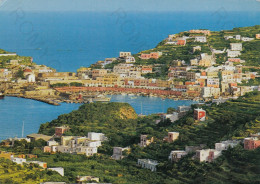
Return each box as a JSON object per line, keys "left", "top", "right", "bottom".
{"left": 5, "top": 94, "right": 60, "bottom": 106}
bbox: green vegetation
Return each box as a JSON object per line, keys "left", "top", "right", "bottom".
{"left": 50, "top": 82, "right": 83, "bottom": 88}
{"left": 0, "top": 158, "right": 66, "bottom": 184}
{"left": 32, "top": 92, "right": 260, "bottom": 183}
{"left": 16, "top": 68, "right": 25, "bottom": 79}
{"left": 39, "top": 103, "right": 140, "bottom": 147}
{"left": 0, "top": 55, "right": 33, "bottom": 68}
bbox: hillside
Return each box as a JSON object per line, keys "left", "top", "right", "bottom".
{"left": 39, "top": 102, "right": 139, "bottom": 147}
{"left": 0, "top": 158, "right": 66, "bottom": 184}
{"left": 119, "top": 25, "right": 260, "bottom": 80}
{"left": 35, "top": 92, "right": 260, "bottom": 184}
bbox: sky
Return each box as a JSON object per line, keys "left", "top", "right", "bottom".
{"left": 1, "top": 0, "right": 260, "bottom": 12}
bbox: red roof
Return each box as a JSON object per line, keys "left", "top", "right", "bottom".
{"left": 24, "top": 69, "right": 32, "bottom": 73}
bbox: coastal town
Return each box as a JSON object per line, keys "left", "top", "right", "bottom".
{"left": 1, "top": 27, "right": 260, "bottom": 105}
{"left": 1, "top": 26, "right": 260, "bottom": 184}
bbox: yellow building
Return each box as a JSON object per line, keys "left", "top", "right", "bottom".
{"left": 222, "top": 70, "right": 234, "bottom": 76}
{"left": 207, "top": 72, "right": 218, "bottom": 78}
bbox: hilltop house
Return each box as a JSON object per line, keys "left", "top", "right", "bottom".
{"left": 139, "top": 135, "right": 154, "bottom": 147}
{"left": 163, "top": 132, "right": 179, "bottom": 143}
{"left": 161, "top": 112, "right": 179, "bottom": 123}
{"left": 169, "top": 151, "right": 187, "bottom": 162}
{"left": 194, "top": 108, "right": 206, "bottom": 121}
{"left": 227, "top": 50, "right": 241, "bottom": 58}
{"left": 215, "top": 140, "right": 240, "bottom": 151}
{"left": 119, "top": 52, "right": 131, "bottom": 58}
{"left": 195, "top": 149, "right": 221, "bottom": 162}
{"left": 195, "top": 36, "right": 207, "bottom": 43}
{"left": 230, "top": 43, "right": 242, "bottom": 51}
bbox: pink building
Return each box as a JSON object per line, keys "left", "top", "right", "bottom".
{"left": 189, "top": 29, "right": 211, "bottom": 35}
{"left": 228, "top": 58, "right": 241, "bottom": 63}
{"left": 55, "top": 126, "right": 70, "bottom": 136}
{"left": 177, "top": 39, "right": 186, "bottom": 46}
{"left": 244, "top": 137, "right": 260, "bottom": 150}
{"left": 150, "top": 52, "right": 160, "bottom": 59}
{"left": 140, "top": 53, "right": 151, "bottom": 60}
{"left": 43, "top": 146, "right": 51, "bottom": 153}
{"left": 141, "top": 68, "right": 153, "bottom": 74}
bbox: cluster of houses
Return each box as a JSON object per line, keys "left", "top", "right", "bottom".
{"left": 224, "top": 34, "right": 255, "bottom": 42}
{"left": 0, "top": 150, "right": 64, "bottom": 177}
{"left": 1, "top": 29, "right": 260, "bottom": 101}
{"left": 41, "top": 127, "right": 107, "bottom": 157}
{"left": 136, "top": 133, "right": 260, "bottom": 172}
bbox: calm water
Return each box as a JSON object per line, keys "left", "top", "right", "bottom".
{"left": 0, "top": 96, "right": 195, "bottom": 140}
{"left": 0, "top": 11, "right": 259, "bottom": 72}
{"left": 0, "top": 11, "right": 259, "bottom": 140}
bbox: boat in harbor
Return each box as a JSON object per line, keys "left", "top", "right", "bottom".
{"left": 0, "top": 92, "right": 5, "bottom": 99}
{"left": 93, "top": 95, "right": 111, "bottom": 102}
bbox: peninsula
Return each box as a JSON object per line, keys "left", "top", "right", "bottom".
{"left": 1, "top": 25, "right": 260, "bottom": 105}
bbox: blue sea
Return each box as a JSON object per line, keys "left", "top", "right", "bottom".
{"left": 0, "top": 11, "right": 259, "bottom": 72}
{"left": 0, "top": 11, "right": 259, "bottom": 140}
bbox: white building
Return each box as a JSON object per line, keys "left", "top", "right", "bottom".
{"left": 137, "top": 159, "right": 158, "bottom": 172}
{"left": 119, "top": 52, "right": 131, "bottom": 58}
{"left": 215, "top": 140, "right": 240, "bottom": 151}
{"left": 166, "top": 41, "right": 177, "bottom": 45}
{"left": 230, "top": 43, "right": 242, "bottom": 51}
{"left": 161, "top": 112, "right": 179, "bottom": 123}
{"left": 47, "top": 140, "right": 59, "bottom": 147}
{"left": 76, "top": 146, "right": 98, "bottom": 156}
{"left": 11, "top": 155, "right": 26, "bottom": 165}
{"left": 125, "top": 56, "right": 136, "bottom": 63}
{"left": 235, "top": 35, "right": 241, "bottom": 40}
{"left": 195, "top": 36, "right": 207, "bottom": 43}
{"left": 195, "top": 149, "right": 221, "bottom": 162}
{"left": 207, "top": 78, "right": 219, "bottom": 87}
{"left": 0, "top": 53, "right": 17, "bottom": 56}
{"left": 169, "top": 151, "right": 187, "bottom": 162}
{"left": 26, "top": 74, "right": 35, "bottom": 82}
{"left": 88, "top": 132, "right": 106, "bottom": 141}
{"left": 224, "top": 35, "right": 234, "bottom": 40}
{"left": 241, "top": 37, "right": 254, "bottom": 42}
{"left": 177, "top": 105, "right": 191, "bottom": 113}
{"left": 227, "top": 50, "right": 241, "bottom": 58}
{"left": 48, "top": 167, "right": 64, "bottom": 176}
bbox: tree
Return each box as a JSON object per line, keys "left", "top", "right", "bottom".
{"left": 167, "top": 107, "right": 176, "bottom": 114}
{"left": 16, "top": 68, "right": 24, "bottom": 79}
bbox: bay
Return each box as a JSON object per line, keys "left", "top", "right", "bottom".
{"left": 0, "top": 96, "right": 195, "bottom": 140}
